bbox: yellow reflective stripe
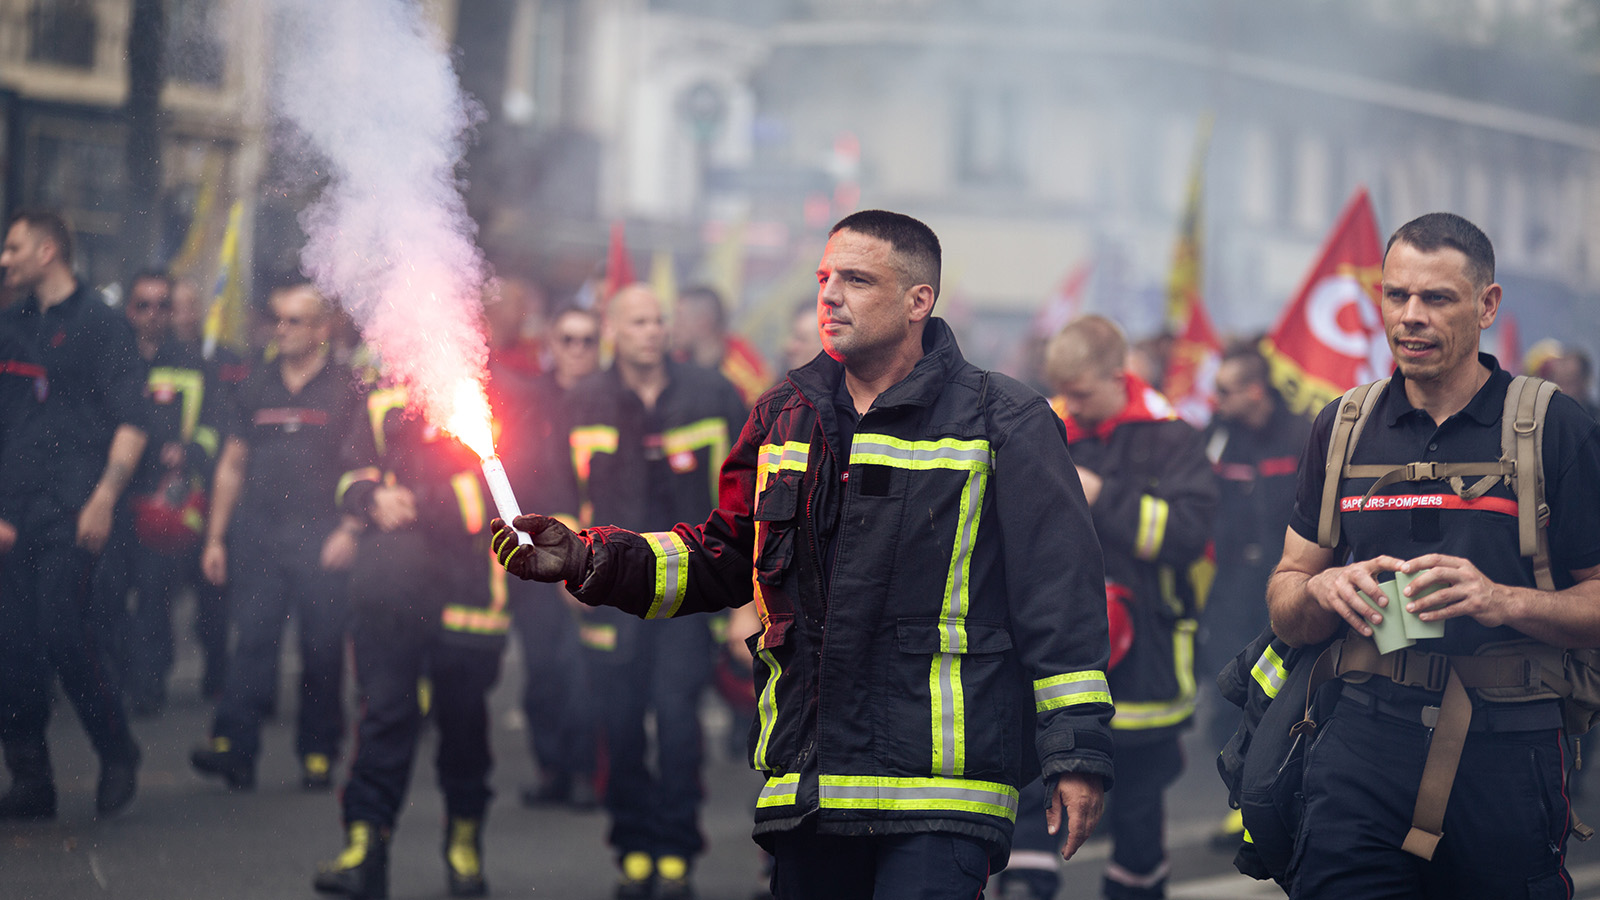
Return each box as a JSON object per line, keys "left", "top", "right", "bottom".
{"left": 450, "top": 472, "right": 486, "bottom": 535}
{"left": 818, "top": 775, "right": 1019, "bottom": 821}
{"left": 753, "top": 648, "right": 783, "bottom": 771}
{"left": 194, "top": 424, "right": 219, "bottom": 459}
{"left": 1112, "top": 619, "right": 1197, "bottom": 730}
{"left": 1135, "top": 495, "right": 1170, "bottom": 561}
{"left": 570, "top": 425, "right": 620, "bottom": 485}
{"left": 149, "top": 366, "right": 206, "bottom": 443}
{"left": 757, "top": 773, "right": 800, "bottom": 808}
{"left": 849, "top": 434, "right": 992, "bottom": 472}
{"left": 642, "top": 531, "right": 690, "bottom": 619}
{"left": 663, "top": 416, "right": 731, "bottom": 500}
{"left": 441, "top": 605, "right": 511, "bottom": 635}
{"left": 849, "top": 433, "right": 991, "bottom": 778}
{"left": 336, "top": 466, "right": 382, "bottom": 507}
{"left": 1251, "top": 645, "right": 1289, "bottom": 700}
{"left": 752, "top": 441, "right": 810, "bottom": 628}
{"left": 756, "top": 441, "right": 810, "bottom": 479}
{"left": 367, "top": 386, "right": 408, "bottom": 457}
{"left": 1033, "top": 671, "right": 1113, "bottom": 712}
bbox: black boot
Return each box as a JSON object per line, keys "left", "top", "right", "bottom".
{"left": 96, "top": 745, "right": 140, "bottom": 817}
{"left": 444, "top": 817, "right": 488, "bottom": 897}
{"left": 190, "top": 737, "right": 255, "bottom": 790}
{"left": 314, "top": 821, "right": 389, "bottom": 899}
{"left": 0, "top": 741, "right": 56, "bottom": 821}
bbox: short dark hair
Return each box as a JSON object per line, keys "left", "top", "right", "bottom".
{"left": 1220, "top": 346, "right": 1270, "bottom": 389}
{"left": 829, "top": 210, "right": 941, "bottom": 299}
{"left": 1385, "top": 212, "right": 1495, "bottom": 289}
{"left": 128, "top": 269, "right": 173, "bottom": 294}
{"left": 9, "top": 208, "right": 74, "bottom": 267}
{"left": 677, "top": 285, "right": 727, "bottom": 329}
{"left": 551, "top": 304, "right": 599, "bottom": 329}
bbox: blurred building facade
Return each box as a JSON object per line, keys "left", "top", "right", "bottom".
{"left": 462, "top": 0, "right": 1600, "bottom": 368}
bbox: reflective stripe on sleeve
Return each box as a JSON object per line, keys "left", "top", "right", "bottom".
{"left": 818, "top": 775, "right": 1019, "bottom": 821}
{"left": 1251, "top": 645, "right": 1289, "bottom": 700}
{"left": 642, "top": 530, "right": 690, "bottom": 619}
{"left": 1134, "top": 494, "right": 1170, "bottom": 561}
{"left": 1033, "top": 671, "right": 1113, "bottom": 712}
{"left": 336, "top": 466, "right": 382, "bottom": 507}
{"left": 756, "top": 773, "right": 800, "bottom": 808}
{"left": 450, "top": 472, "right": 486, "bottom": 534}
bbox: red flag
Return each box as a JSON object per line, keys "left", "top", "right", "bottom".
{"left": 601, "top": 220, "right": 637, "bottom": 306}
{"left": 1165, "top": 297, "right": 1224, "bottom": 427}
{"left": 1260, "top": 187, "right": 1392, "bottom": 417}
{"left": 1494, "top": 312, "right": 1522, "bottom": 375}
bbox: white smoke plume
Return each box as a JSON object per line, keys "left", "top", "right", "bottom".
{"left": 268, "top": 0, "right": 489, "bottom": 439}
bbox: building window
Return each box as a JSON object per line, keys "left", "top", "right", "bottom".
{"left": 28, "top": 0, "right": 98, "bottom": 69}
{"left": 169, "top": 0, "right": 225, "bottom": 88}
{"left": 956, "top": 84, "right": 1023, "bottom": 187}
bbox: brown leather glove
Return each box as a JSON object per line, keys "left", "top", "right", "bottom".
{"left": 491, "top": 514, "right": 591, "bottom": 584}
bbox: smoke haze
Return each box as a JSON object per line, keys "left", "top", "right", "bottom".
{"left": 269, "top": 0, "right": 488, "bottom": 432}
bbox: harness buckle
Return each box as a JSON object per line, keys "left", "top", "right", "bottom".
{"left": 1392, "top": 649, "right": 1449, "bottom": 692}
{"left": 1407, "top": 461, "right": 1441, "bottom": 481}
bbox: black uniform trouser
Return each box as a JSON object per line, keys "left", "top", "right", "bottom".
{"left": 1290, "top": 692, "right": 1570, "bottom": 899}
{"left": 126, "top": 542, "right": 182, "bottom": 705}
{"left": 585, "top": 609, "right": 713, "bottom": 860}
{"left": 342, "top": 604, "right": 502, "bottom": 829}
{"left": 768, "top": 824, "right": 991, "bottom": 900}
{"left": 0, "top": 504, "right": 138, "bottom": 771}
{"left": 211, "top": 537, "right": 348, "bottom": 761}
{"left": 1004, "top": 735, "right": 1183, "bottom": 900}
{"left": 509, "top": 580, "right": 594, "bottom": 779}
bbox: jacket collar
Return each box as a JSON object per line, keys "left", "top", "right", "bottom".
{"left": 1382, "top": 352, "right": 1507, "bottom": 427}
{"left": 1058, "top": 372, "right": 1178, "bottom": 444}
{"left": 788, "top": 317, "right": 964, "bottom": 412}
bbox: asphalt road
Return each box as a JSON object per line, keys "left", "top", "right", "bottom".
{"left": 8, "top": 604, "right": 1600, "bottom": 899}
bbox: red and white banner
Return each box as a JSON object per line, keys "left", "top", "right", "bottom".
{"left": 1260, "top": 187, "right": 1392, "bottom": 417}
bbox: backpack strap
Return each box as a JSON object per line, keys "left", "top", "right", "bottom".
{"left": 1503, "top": 375, "right": 1558, "bottom": 591}
{"left": 1318, "top": 380, "right": 1387, "bottom": 549}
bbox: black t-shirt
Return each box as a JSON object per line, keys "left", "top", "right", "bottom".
{"left": 229, "top": 357, "right": 365, "bottom": 549}
{"left": 1288, "top": 354, "right": 1600, "bottom": 653}
{"left": 0, "top": 282, "right": 148, "bottom": 515}
{"left": 131, "top": 338, "right": 229, "bottom": 494}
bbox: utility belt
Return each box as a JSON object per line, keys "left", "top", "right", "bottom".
{"left": 1300, "top": 633, "right": 1596, "bottom": 860}
{"left": 1339, "top": 684, "right": 1561, "bottom": 733}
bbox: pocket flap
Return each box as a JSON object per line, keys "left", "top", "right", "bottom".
{"left": 754, "top": 470, "right": 802, "bottom": 522}
{"left": 754, "top": 614, "right": 794, "bottom": 651}
{"left": 896, "top": 618, "right": 1013, "bottom": 655}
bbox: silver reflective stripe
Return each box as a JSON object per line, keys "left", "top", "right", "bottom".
{"left": 756, "top": 774, "right": 799, "bottom": 808}
{"left": 1033, "top": 672, "right": 1112, "bottom": 712}
{"left": 818, "top": 775, "right": 1019, "bottom": 820}
{"left": 1251, "top": 645, "right": 1289, "bottom": 699}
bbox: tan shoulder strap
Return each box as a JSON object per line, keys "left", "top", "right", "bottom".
{"left": 1318, "top": 379, "right": 1388, "bottom": 548}
{"left": 1503, "top": 376, "right": 1559, "bottom": 591}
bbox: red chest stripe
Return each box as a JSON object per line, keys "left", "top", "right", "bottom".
{"left": 1340, "top": 493, "right": 1518, "bottom": 517}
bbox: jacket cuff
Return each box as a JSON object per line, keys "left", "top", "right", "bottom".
{"left": 1039, "top": 728, "right": 1116, "bottom": 791}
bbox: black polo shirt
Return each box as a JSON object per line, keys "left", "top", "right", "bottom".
{"left": 1289, "top": 354, "right": 1600, "bottom": 653}
{"left": 229, "top": 356, "right": 365, "bottom": 551}
{"left": 0, "top": 282, "right": 148, "bottom": 515}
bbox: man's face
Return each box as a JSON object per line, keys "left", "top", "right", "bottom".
{"left": 551, "top": 310, "right": 600, "bottom": 384}
{"left": 271, "top": 288, "right": 330, "bottom": 362}
{"left": 816, "top": 229, "right": 920, "bottom": 366}
{"left": 1, "top": 222, "right": 50, "bottom": 292}
{"left": 1381, "top": 241, "right": 1498, "bottom": 385}
{"left": 1213, "top": 359, "right": 1262, "bottom": 426}
{"left": 1056, "top": 370, "right": 1127, "bottom": 428}
{"left": 607, "top": 287, "right": 665, "bottom": 370}
{"left": 125, "top": 277, "right": 173, "bottom": 345}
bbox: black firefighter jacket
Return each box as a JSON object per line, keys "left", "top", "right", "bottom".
{"left": 567, "top": 318, "right": 1115, "bottom": 859}
{"left": 1061, "top": 384, "right": 1218, "bottom": 747}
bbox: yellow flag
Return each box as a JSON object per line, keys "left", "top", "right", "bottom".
{"left": 650, "top": 249, "right": 678, "bottom": 318}
{"left": 169, "top": 153, "right": 225, "bottom": 278}
{"left": 202, "top": 200, "right": 247, "bottom": 359}
{"left": 702, "top": 218, "right": 746, "bottom": 311}
{"left": 1166, "top": 113, "right": 1213, "bottom": 332}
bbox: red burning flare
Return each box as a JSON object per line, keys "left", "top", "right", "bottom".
{"left": 443, "top": 379, "right": 496, "bottom": 461}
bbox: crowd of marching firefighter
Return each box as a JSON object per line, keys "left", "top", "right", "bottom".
{"left": 2, "top": 204, "right": 1599, "bottom": 900}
